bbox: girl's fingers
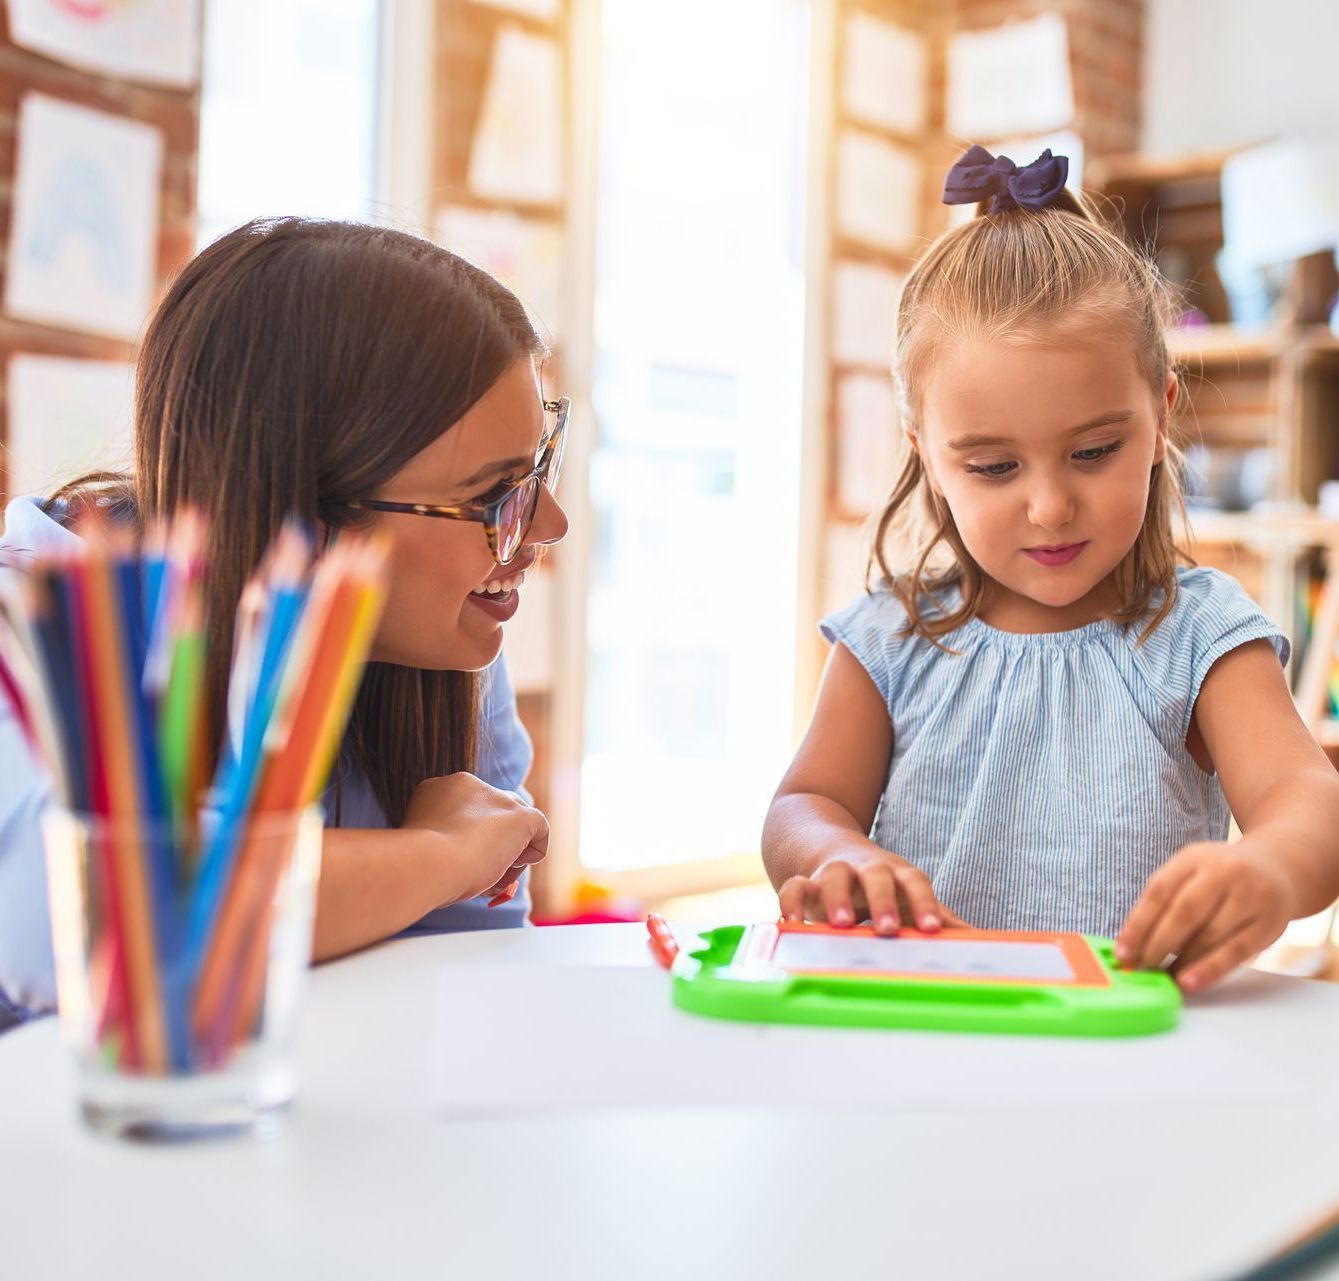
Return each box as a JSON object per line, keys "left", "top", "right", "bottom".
{"left": 777, "top": 876, "right": 813, "bottom": 923}
{"left": 1134, "top": 874, "right": 1224, "bottom": 973}
{"left": 1176, "top": 922, "right": 1263, "bottom": 992}
{"left": 818, "top": 862, "right": 858, "bottom": 927}
{"left": 892, "top": 864, "right": 944, "bottom": 932}
{"left": 1116, "top": 858, "right": 1197, "bottom": 967}
{"left": 1172, "top": 897, "right": 1252, "bottom": 973}
{"left": 857, "top": 862, "right": 900, "bottom": 934}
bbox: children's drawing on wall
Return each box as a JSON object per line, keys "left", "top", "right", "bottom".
{"left": 4, "top": 94, "right": 163, "bottom": 342}
{"left": 5, "top": 0, "right": 201, "bottom": 88}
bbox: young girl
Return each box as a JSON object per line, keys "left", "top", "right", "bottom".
{"left": 0, "top": 217, "right": 568, "bottom": 1025}
{"left": 762, "top": 147, "right": 1339, "bottom": 993}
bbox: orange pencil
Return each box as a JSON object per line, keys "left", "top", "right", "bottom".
{"left": 220, "top": 556, "right": 388, "bottom": 1045}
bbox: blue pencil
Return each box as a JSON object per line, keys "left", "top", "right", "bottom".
{"left": 114, "top": 551, "right": 189, "bottom": 1069}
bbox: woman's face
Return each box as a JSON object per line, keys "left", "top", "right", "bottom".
{"left": 367, "top": 358, "right": 569, "bottom": 671}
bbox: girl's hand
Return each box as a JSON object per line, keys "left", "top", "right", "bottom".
{"left": 777, "top": 847, "right": 968, "bottom": 935}
{"left": 402, "top": 772, "right": 549, "bottom": 906}
{"left": 1115, "top": 840, "right": 1296, "bottom": 992}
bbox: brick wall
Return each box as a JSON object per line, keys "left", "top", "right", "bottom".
{"left": 948, "top": 0, "right": 1143, "bottom": 156}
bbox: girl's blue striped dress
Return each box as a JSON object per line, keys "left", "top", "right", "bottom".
{"left": 821, "top": 566, "right": 1290, "bottom": 936}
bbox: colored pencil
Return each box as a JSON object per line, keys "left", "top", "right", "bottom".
{"left": 3, "top": 513, "right": 387, "bottom": 1073}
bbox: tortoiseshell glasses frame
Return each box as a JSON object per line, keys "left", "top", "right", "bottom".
{"left": 348, "top": 397, "right": 568, "bottom": 566}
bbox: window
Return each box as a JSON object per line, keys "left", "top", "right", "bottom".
{"left": 580, "top": 0, "right": 811, "bottom": 875}
{"left": 197, "top": 0, "right": 381, "bottom": 248}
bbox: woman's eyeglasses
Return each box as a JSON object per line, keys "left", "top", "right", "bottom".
{"left": 349, "top": 397, "right": 568, "bottom": 566}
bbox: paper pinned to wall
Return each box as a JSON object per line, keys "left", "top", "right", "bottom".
{"left": 468, "top": 25, "right": 564, "bottom": 206}
{"left": 836, "top": 373, "right": 899, "bottom": 518}
{"left": 437, "top": 204, "right": 565, "bottom": 340}
{"left": 947, "top": 13, "right": 1074, "bottom": 141}
{"left": 836, "top": 131, "right": 921, "bottom": 254}
{"left": 500, "top": 565, "right": 555, "bottom": 694}
{"left": 832, "top": 260, "right": 904, "bottom": 368}
{"left": 5, "top": 355, "right": 134, "bottom": 500}
{"left": 5, "top": 94, "right": 163, "bottom": 342}
{"left": 841, "top": 12, "right": 927, "bottom": 137}
{"left": 5, "top": 0, "right": 201, "bottom": 88}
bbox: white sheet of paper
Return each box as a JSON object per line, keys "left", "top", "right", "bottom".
{"left": 832, "top": 260, "right": 903, "bottom": 368}
{"left": 947, "top": 13, "right": 1074, "bottom": 140}
{"left": 5, "top": 0, "right": 200, "bottom": 88}
{"left": 5, "top": 355, "right": 134, "bottom": 499}
{"left": 437, "top": 204, "right": 564, "bottom": 340}
{"left": 841, "top": 12, "right": 927, "bottom": 136}
{"left": 429, "top": 963, "right": 1308, "bottom": 1116}
{"left": 836, "top": 131, "right": 921, "bottom": 254}
{"left": 836, "top": 373, "right": 899, "bottom": 517}
{"left": 5, "top": 95, "right": 163, "bottom": 342}
{"left": 468, "top": 26, "right": 564, "bottom": 206}
{"left": 470, "top": 0, "right": 560, "bottom": 19}
{"left": 770, "top": 932, "right": 1077, "bottom": 982}
{"left": 1221, "top": 138, "right": 1339, "bottom": 272}
{"left": 500, "top": 564, "right": 554, "bottom": 694}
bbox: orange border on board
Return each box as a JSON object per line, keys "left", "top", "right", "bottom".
{"left": 734, "top": 921, "right": 1112, "bottom": 989}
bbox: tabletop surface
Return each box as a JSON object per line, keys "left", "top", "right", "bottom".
{"left": 2, "top": 922, "right": 1338, "bottom": 1281}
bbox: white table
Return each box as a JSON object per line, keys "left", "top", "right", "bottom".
{"left": 2, "top": 923, "right": 1338, "bottom": 1281}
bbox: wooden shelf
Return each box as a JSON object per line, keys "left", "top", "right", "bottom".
{"left": 1185, "top": 507, "right": 1339, "bottom": 548}
{"left": 1168, "top": 325, "right": 1284, "bottom": 363}
{"left": 1088, "top": 147, "right": 1241, "bottom": 189}
{"left": 1169, "top": 324, "right": 1339, "bottom": 365}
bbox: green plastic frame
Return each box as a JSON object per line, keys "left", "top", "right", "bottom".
{"left": 670, "top": 926, "right": 1182, "bottom": 1038}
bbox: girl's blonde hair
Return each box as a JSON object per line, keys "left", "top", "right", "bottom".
{"left": 871, "top": 186, "right": 1189, "bottom": 641}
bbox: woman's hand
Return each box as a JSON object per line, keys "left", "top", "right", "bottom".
{"left": 1115, "top": 840, "right": 1296, "bottom": 992}
{"left": 777, "top": 845, "right": 967, "bottom": 934}
{"left": 402, "top": 772, "right": 549, "bottom": 906}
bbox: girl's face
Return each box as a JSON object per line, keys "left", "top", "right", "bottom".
{"left": 367, "top": 358, "right": 568, "bottom": 671}
{"left": 914, "top": 327, "right": 1176, "bottom": 631}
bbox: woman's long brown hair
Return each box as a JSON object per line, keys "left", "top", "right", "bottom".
{"left": 51, "top": 217, "right": 543, "bottom": 826}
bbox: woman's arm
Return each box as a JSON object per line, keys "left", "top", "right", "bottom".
{"left": 313, "top": 771, "right": 549, "bottom": 962}
{"left": 1118, "top": 638, "right": 1339, "bottom": 988}
{"left": 762, "top": 643, "right": 962, "bottom": 932}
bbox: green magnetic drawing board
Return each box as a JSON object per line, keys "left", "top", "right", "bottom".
{"left": 667, "top": 921, "right": 1182, "bottom": 1037}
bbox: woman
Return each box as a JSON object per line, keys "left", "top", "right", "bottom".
{"left": 0, "top": 217, "right": 568, "bottom": 1024}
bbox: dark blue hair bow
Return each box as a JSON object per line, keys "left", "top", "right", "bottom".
{"left": 942, "top": 145, "right": 1070, "bottom": 213}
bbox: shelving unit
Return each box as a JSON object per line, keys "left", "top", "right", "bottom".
{"left": 1093, "top": 151, "right": 1339, "bottom": 749}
